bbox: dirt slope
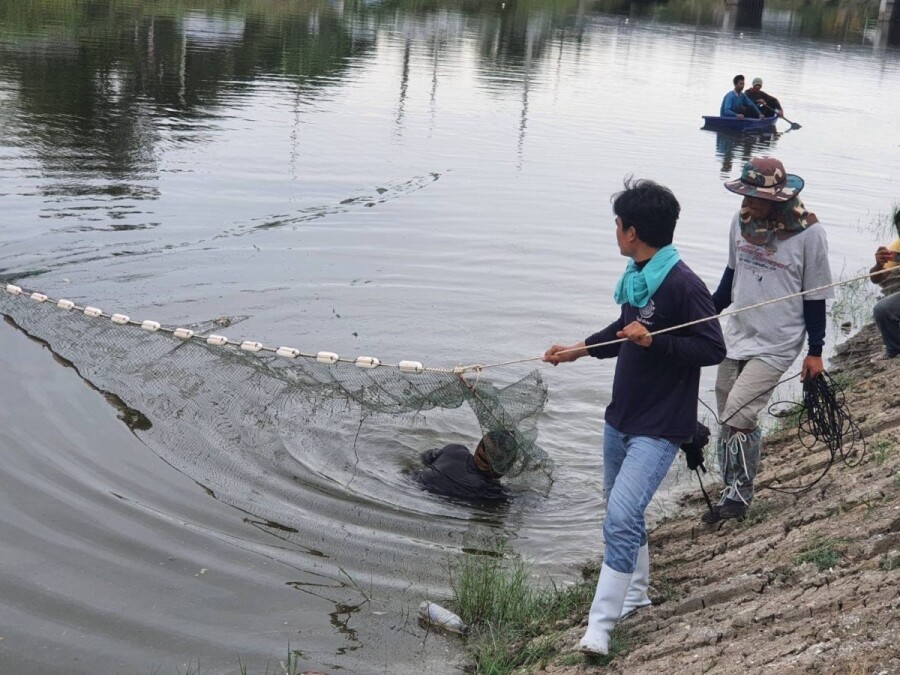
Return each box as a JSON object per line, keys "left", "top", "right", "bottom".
{"left": 537, "top": 324, "right": 900, "bottom": 675}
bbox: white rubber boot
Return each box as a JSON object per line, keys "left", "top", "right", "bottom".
{"left": 621, "top": 544, "right": 652, "bottom": 618}
{"left": 578, "top": 564, "right": 631, "bottom": 656}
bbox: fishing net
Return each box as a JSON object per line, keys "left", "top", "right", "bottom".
{"left": 0, "top": 285, "right": 552, "bottom": 480}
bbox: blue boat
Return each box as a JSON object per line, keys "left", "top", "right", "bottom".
{"left": 701, "top": 114, "right": 778, "bottom": 132}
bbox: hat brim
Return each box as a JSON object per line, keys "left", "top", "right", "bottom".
{"left": 723, "top": 174, "right": 804, "bottom": 202}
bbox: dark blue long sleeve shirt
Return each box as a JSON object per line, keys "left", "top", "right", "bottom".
{"left": 413, "top": 444, "right": 508, "bottom": 501}
{"left": 585, "top": 260, "right": 726, "bottom": 439}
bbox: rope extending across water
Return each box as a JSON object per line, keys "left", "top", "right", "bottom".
{"left": 454, "top": 269, "right": 881, "bottom": 373}
{"left": 3, "top": 268, "right": 882, "bottom": 376}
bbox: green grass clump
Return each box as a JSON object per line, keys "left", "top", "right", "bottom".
{"left": 871, "top": 439, "right": 895, "bottom": 465}
{"left": 795, "top": 538, "right": 845, "bottom": 571}
{"left": 449, "top": 543, "right": 628, "bottom": 674}
{"left": 879, "top": 551, "right": 900, "bottom": 571}
{"left": 739, "top": 499, "right": 778, "bottom": 528}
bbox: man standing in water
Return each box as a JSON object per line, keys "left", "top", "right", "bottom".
{"left": 707, "top": 157, "right": 833, "bottom": 523}
{"left": 544, "top": 179, "right": 726, "bottom": 656}
{"left": 412, "top": 430, "right": 516, "bottom": 501}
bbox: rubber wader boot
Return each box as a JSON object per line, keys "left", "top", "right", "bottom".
{"left": 621, "top": 543, "right": 652, "bottom": 618}
{"left": 579, "top": 564, "right": 631, "bottom": 655}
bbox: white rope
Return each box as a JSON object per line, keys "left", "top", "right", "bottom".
{"left": 3, "top": 268, "right": 883, "bottom": 376}
{"left": 453, "top": 269, "right": 883, "bottom": 373}
{"left": 2, "top": 284, "right": 457, "bottom": 375}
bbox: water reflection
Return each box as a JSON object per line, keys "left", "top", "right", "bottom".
{"left": 0, "top": 0, "right": 895, "bottom": 212}
{"left": 710, "top": 129, "right": 780, "bottom": 176}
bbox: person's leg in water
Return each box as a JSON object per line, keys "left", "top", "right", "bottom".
{"left": 580, "top": 425, "right": 679, "bottom": 654}
{"left": 706, "top": 358, "right": 783, "bottom": 523}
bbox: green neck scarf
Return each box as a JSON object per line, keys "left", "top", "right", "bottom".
{"left": 613, "top": 244, "right": 681, "bottom": 308}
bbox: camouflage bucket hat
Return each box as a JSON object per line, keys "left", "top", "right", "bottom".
{"left": 723, "top": 156, "right": 804, "bottom": 202}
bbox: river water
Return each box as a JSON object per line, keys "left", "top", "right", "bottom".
{"left": 1, "top": 1, "right": 898, "bottom": 673}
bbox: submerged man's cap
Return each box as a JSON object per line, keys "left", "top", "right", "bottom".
{"left": 724, "top": 156, "right": 804, "bottom": 203}
{"left": 752, "top": 77, "right": 763, "bottom": 86}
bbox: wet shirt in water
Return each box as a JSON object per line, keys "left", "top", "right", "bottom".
{"left": 412, "top": 444, "right": 508, "bottom": 501}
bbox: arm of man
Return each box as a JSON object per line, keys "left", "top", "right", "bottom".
{"left": 420, "top": 447, "right": 444, "bottom": 466}
{"left": 712, "top": 266, "right": 735, "bottom": 313}
{"left": 871, "top": 247, "right": 895, "bottom": 287}
{"left": 643, "top": 275, "right": 727, "bottom": 367}
{"left": 544, "top": 313, "right": 625, "bottom": 365}
{"left": 800, "top": 225, "right": 835, "bottom": 380}
{"left": 740, "top": 93, "right": 762, "bottom": 115}
{"left": 801, "top": 299, "right": 826, "bottom": 381}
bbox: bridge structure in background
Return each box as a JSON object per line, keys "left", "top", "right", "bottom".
{"left": 721, "top": 0, "right": 898, "bottom": 47}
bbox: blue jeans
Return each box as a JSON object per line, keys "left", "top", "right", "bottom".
{"left": 874, "top": 292, "right": 900, "bottom": 357}
{"left": 602, "top": 423, "right": 679, "bottom": 574}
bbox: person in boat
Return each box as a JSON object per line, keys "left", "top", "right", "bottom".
{"left": 747, "top": 77, "right": 783, "bottom": 117}
{"left": 412, "top": 429, "right": 515, "bottom": 501}
{"left": 543, "top": 178, "right": 726, "bottom": 656}
{"left": 720, "top": 74, "right": 762, "bottom": 120}
{"left": 869, "top": 209, "right": 900, "bottom": 363}
{"left": 706, "top": 157, "right": 833, "bottom": 524}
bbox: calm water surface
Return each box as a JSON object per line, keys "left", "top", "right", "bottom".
{"left": 1, "top": 1, "right": 899, "bottom": 672}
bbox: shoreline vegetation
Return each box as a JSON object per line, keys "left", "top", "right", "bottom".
{"left": 449, "top": 322, "right": 900, "bottom": 674}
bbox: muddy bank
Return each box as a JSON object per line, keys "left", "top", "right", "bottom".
{"left": 535, "top": 323, "right": 900, "bottom": 674}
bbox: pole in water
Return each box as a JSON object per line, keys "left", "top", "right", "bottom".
{"left": 418, "top": 601, "right": 470, "bottom": 635}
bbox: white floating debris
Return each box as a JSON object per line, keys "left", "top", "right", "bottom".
{"left": 57, "top": 299, "right": 75, "bottom": 311}
{"left": 206, "top": 334, "right": 228, "bottom": 346}
{"left": 5, "top": 284, "right": 22, "bottom": 295}
{"left": 141, "top": 320, "right": 161, "bottom": 332}
{"left": 30, "top": 293, "right": 48, "bottom": 303}
{"left": 276, "top": 346, "right": 300, "bottom": 359}
{"left": 240, "top": 340, "right": 263, "bottom": 352}
{"left": 174, "top": 328, "right": 195, "bottom": 340}
{"left": 399, "top": 360, "right": 424, "bottom": 374}
{"left": 355, "top": 356, "right": 380, "bottom": 369}
{"left": 83, "top": 306, "right": 103, "bottom": 318}
{"left": 316, "top": 351, "right": 339, "bottom": 364}
{"left": 418, "top": 601, "right": 469, "bottom": 635}
{"left": 110, "top": 314, "right": 130, "bottom": 325}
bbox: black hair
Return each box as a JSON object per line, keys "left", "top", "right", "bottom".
{"left": 611, "top": 177, "right": 681, "bottom": 248}
{"left": 733, "top": 74, "right": 744, "bottom": 86}
{"left": 893, "top": 207, "right": 900, "bottom": 238}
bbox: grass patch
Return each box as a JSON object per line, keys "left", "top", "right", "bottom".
{"left": 449, "top": 543, "right": 628, "bottom": 673}
{"left": 739, "top": 499, "right": 778, "bottom": 528}
{"left": 795, "top": 537, "right": 846, "bottom": 571}
{"left": 145, "top": 648, "right": 306, "bottom": 675}
{"left": 871, "top": 438, "right": 895, "bottom": 465}
{"left": 829, "top": 271, "right": 879, "bottom": 331}
{"left": 879, "top": 550, "right": 900, "bottom": 571}
{"left": 657, "top": 575, "right": 682, "bottom": 603}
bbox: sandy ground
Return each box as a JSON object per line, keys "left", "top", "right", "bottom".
{"left": 534, "top": 323, "right": 900, "bottom": 675}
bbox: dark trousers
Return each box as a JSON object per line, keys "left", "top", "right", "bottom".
{"left": 737, "top": 104, "right": 761, "bottom": 118}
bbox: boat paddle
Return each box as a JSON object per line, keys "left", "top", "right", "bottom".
{"left": 759, "top": 102, "right": 801, "bottom": 129}
{"left": 777, "top": 112, "right": 801, "bottom": 130}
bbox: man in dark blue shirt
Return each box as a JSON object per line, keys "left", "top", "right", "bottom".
{"left": 544, "top": 178, "right": 726, "bottom": 656}
{"left": 412, "top": 430, "right": 515, "bottom": 501}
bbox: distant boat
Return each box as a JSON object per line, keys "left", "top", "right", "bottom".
{"left": 701, "top": 114, "right": 778, "bottom": 132}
